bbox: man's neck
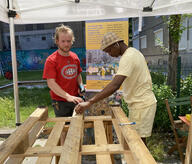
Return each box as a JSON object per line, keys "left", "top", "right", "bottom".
{"left": 120, "top": 43, "right": 128, "bottom": 56}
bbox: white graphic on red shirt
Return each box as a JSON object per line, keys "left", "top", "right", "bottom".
{"left": 61, "top": 64, "right": 77, "bottom": 79}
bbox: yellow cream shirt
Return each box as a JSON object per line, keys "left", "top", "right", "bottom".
{"left": 116, "top": 47, "right": 157, "bottom": 110}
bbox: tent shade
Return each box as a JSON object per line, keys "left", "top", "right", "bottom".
{"left": 0, "top": 0, "right": 192, "bottom": 24}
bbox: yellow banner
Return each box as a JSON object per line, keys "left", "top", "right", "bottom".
{"left": 86, "top": 19, "right": 129, "bottom": 91}
{"left": 86, "top": 20, "right": 128, "bottom": 50}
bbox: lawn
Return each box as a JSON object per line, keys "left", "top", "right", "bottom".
{"left": 0, "top": 70, "right": 43, "bottom": 86}
{"left": 0, "top": 86, "right": 55, "bottom": 127}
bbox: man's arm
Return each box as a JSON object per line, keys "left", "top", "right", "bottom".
{"left": 77, "top": 73, "right": 83, "bottom": 86}
{"left": 89, "top": 75, "right": 126, "bottom": 104}
{"left": 47, "top": 79, "right": 83, "bottom": 104}
{"left": 75, "top": 75, "right": 126, "bottom": 113}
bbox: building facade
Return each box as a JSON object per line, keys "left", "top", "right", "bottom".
{"left": 132, "top": 16, "right": 192, "bottom": 76}
{"left": 0, "top": 21, "right": 85, "bottom": 50}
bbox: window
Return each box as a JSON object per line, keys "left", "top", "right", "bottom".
{"left": 154, "top": 28, "right": 163, "bottom": 46}
{"left": 179, "top": 18, "right": 187, "bottom": 50}
{"left": 133, "top": 19, "right": 139, "bottom": 36}
{"left": 133, "top": 37, "right": 139, "bottom": 50}
{"left": 25, "top": 25, "right": 33, "bottom": 31}
{"left": 37, "top": 24, "right": 44, "bottom": 30}
{"left": 188, "top": 17, "right": 192, "bottom": 49}
{"left": 140, "top": 35, "right": 147, "bottom": 49}
{"left": 42, "top": 36, "right": 46, "bottom": 40}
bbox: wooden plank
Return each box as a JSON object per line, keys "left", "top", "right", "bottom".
{"left": 112, "top": 107, "right": 157, "bottom": 164}
{"left": 84, "top": 116, "right": 112, "bottom": 121}
{"left": 46, "top": 117, "right": 71, "bottom": 122}
{"left": 10, "top": 144, "right": 126, "bottom": 157}
{"left": 112, "top": 119, "right": 122, "bottom": 144}
{"left": 0, "top": 107, "right": 48, "bottom": 164}
{"left": 185, "top": 114, "right": 192, "bottom": 164}
{"left": 81, "top": 144, "right": 125, "bottom": 155}
{"left": 10, "top": 146, "right": 62, "bottom": 158}
{"left": 36, "top": 122, "right": 65, "bottom": 164}
{"left": 5, "top": 121, "right": 46, "bottom": 164}
{"left": 123, "top": 152, "right": 136, "bottom": 164}
{"left": 112, "top": 115, "right": 135, "bottom": 163}
{"left": 94, "top": 120, "right": 112, "bottom": 164}
{"left": 58, "top": 114, "right": 83, "bottom": 164}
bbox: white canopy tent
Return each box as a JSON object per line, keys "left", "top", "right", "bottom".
{"left": 0, "top": 0, "right": 192, "bottom": 126}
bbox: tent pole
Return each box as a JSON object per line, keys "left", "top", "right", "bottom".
{"left": 8, "top": 0, "right": 20, "bottom": 126}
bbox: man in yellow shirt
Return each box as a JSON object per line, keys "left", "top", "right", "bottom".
{"left": 75, "top": 32, "right": 157, "bottom": 144}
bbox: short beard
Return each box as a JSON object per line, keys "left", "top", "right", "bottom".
{"left": 59, "top": 47, "right": 70, "bottom": 54}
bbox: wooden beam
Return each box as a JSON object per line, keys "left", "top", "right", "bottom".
{"left": 81, "top": 144, "right": 125, "bottom": 155}
{"left": 10, "top": 146, "right": 62, "bottom": 158}
{"left": 36, "top": 122, "right": 65, "bottom": 164}
{"left": 112, "top": 107, "right": 157, "bottom": 164}
{"left": 112, "top": 118, "right": 135, "bottom": 163}
{"left": 94, "top": 120, "right": 112, "bottom": 164}
{"left": 0, "top": 107, "right": 48, "bottom": 164}
{"left": 5, "top": 121, "right": 46, "bottom": 164}
{"left": 46, "top": 117, "right": 71, "bottom": 122}
{"left": 84, "top": 116, "right": 112, "bottom": 121}
{"left": 58, "top": 114, "right": 83, "bottom": 164}
{"left": 10, "top": 144, "right": 129, "bottom": 158}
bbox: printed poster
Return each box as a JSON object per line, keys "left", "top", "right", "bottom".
{"left": 85, "top": 18, "right": 129, "bottom": 91}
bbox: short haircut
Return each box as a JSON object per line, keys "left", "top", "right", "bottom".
{"left": 54, "top": 24, "right": 75, "bottom": 44}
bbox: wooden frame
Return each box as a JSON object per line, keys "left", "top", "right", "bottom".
{"left": 0, "top": 106, "right": 156, "bottom": 164}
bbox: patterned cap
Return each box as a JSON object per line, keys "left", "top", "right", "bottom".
{"left": 100, "top": 32, "right": 123, "bottom": 50}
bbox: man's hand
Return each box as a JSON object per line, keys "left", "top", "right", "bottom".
{"left": 75, "top": 101, "right": 91, "bottom": 114}
{"left": 66, "top": 96, "right": 84, "bottom": 104}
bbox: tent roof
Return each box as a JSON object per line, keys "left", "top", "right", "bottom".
{"left": 0, "top": 0, "right": 192, "bottom": 24}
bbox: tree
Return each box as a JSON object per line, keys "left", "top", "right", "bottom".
{"left": 165, "top": 14, "right": 191, "bottom": 91}
{"left": 167, "top": 15, "right": 181, "bottom": 91}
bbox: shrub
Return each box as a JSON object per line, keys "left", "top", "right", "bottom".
{"left": 152, "top": 84, "right": 175, "bottom": 131}
{"left": 121, "top": 84, "right": 175, "bottom": 132}
{"left": 150, "top": 72, "right": 166, "bottom": 86}
{"left": 180, "top": 74, "right": 192, "bottom": 96}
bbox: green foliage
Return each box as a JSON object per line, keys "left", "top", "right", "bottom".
{"left": 155, "top": 38, "right": 169, "bottom": 54}
{"left": 147, "top": 133, "right": 165, "bottom": 161}
{"left": 180, "top": 74, "right": 192, "bottom": 96}
{"left": 121, "top": 97, "right": 129, "bottom": 117}
{"left": 0, "top": 96, "right": 15, "bottom": 127}
{"left": 0, "top": 87, "right": 54, "bottom": 128}
{"left": 152, "top": 84, "right": 175, "bottom": 131}
{"left": 150, "top": 72, "right": 166, "bottom": 86}
{"left": 178, "top": 74, "right": 192, "bottom": 115}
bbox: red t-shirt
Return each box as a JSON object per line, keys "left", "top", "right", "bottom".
{"left": 43, "top": 50, "right": 82, "bottom": 101}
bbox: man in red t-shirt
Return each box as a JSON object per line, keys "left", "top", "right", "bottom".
{"left": 43, "top": 24, "right": 84, "bottom": 118}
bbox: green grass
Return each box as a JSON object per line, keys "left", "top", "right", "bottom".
{"left": 0, "top": 87, "right": 55, "bottom": 128}
{"left": 0, "top": 70, "right": 43, "bottom": 86}
{"left": 147, "top": 133, "right": 165, "bottom": 161}
{"left": 18, "top": 70, "right": 43, "bottom": 81}
{"left": 0, "top": 76, "right": 10, "bottom": 86}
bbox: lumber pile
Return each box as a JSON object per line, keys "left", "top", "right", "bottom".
{"left": 0, "top": 106, "right": 156, "bottom": 164}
